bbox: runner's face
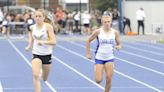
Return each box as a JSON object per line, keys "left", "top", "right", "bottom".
{"left": 34, "top": 11, "right": 45, "bottom": 24}
{"left": 102, "top": 17, "right": 112, "bottom": 28}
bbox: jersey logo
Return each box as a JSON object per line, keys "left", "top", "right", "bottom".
{"left": 49, "top": 59, "right": 52, "bottom": 63}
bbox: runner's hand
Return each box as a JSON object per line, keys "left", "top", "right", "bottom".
{"left": 25, "top": 46, "right": 31, "bottom": 51}
{"left": 86, "top": 53, "right": 92, "bottom": 60}
{"left": 115, "top": 45, "right": 122, "bottom": 50}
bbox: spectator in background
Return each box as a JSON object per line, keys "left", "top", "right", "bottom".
{"left": 73, "top": 11, "right": 80, "bottom": 32}
{"left": 61, "top": 10, "right": 67, "bottom": 34}
{"left": 103, "top": 7, "right": 113, "bottom": 17}
{"left": 1, "top": 13, "right": 12, "bottom": 37}
{"left": 123, "top": 16, "right": 132, "bottom": 35}
{"left": 23, "top": 12, "right": 35, "bottom": 31}
{"left": 0, "top": 8, "right": 4, "bottom": 25}
{"left": 112, "top": 8, "right": 119, "bottom": 21}
{"left": 27, "top": 13, "right": 35, "bottom": 31}
{"left": 14, "top": 14, "right": 21, "bottom": 22}
{"left": 81, "top": 11, "right": 91, "bottom": 35}
{"left": 136, "top": 7, "right": 145, "bottom": 35}
{"left": 67, "top": 11, "right": 74, "bottom": 34}
{"left": 55, "top": 7, "right": 64, "bottom": 33}
{"left": 0, "top": 8, "right": 4, "bottom": 33}
{"left": 112, "top": 8, "right": 120, "bottom": 30}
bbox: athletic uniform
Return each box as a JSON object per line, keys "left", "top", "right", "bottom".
{"left": 32, "top": 23, "right": 53, "bottom": 64}
{"left": 95, "top": 27, "right": 116, "bottom": 64}
{"left": 2, "top": 19, "right": 10, "bottom": 29}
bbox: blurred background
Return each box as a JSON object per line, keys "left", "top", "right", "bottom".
{"left": 0, "top": 0, "right": 164, "bottom": 38}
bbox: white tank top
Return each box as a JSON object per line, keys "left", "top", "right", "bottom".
{"left": 95, "top": 28, "right": 116, "bottom": 60}
{"left": 32, "top": 24, "right": 53, "bottom": 55}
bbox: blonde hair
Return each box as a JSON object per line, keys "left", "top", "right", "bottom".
{"left": 36, "top": 8, "right": 57, "bottom": 32}
{"left": 101, "top": 15, "right": 112, "bottom": 23}
{"left": 36, "top": 9, "right": 52, "bottom": 24}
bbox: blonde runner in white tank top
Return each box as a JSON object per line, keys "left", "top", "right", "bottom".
{"left": 95, "top": 27, "right": 116, "bottom": 61}
{"left": 32, "top": 23, "right": 53, "bottom": 55}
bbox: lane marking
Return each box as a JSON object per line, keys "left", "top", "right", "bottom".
{"left": 4, "top": 86, "right": 163, "bottom": 89}
{"left": 52, "top": 56, "right": 105, "bottom": 90}
{"left": 69, "top": 41, "right": 164, "bottom": 76}
{"left": 56, "top": 43, "right": 163, "bottom": 92}
{"left": 124, "top": 44, "right": 164, "bottom": 57}
{"left": 125, "top": 42, "right": 164, "bottom": 51}
{"left": 0, "top": 81, "right": 3, "bottom": 92}
{"left": 120, "top": 50, "right": 164, "bottom": 65}
{"left": 7, "top": 39, "right": 57, "bottom": 92}
{"left": 61, "top": 39, "right": 164, "bottom": 65}
{"left": 91, "top": 41, "right": 164, "bottom": 65}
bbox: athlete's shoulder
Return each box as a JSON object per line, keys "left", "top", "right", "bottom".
{"left": 111, "top": 28, "right": 120, "bottom": 36}
{"left": 92, "top": 28, "right": 101, "bottom": 36}
{"left": 45, "top": 23, "right": 53, "bottom": 29}
{"left": 111, "top": 28, "right": 118, "bottom": 33}
{"left": 44, "top": 23, "right": 54, "bottom": 33}
{"left": 111, "top": 28, "right": 116, "bottom": 31}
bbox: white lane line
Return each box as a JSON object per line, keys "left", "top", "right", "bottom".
{"left": 116, "top": 57, "right": 164, "bottom": 76}
{"left": 69, "top": 41, "right": 164, "bottom": 76}
{"left": 90, "top": 41, "right": 164, "bottom": 65}
{"left": 94, "top": 41, "right": 164, "bottom": 64}
{"left": 56, "top": 44, "right": 163, "bottom": 92}
{"left": 126, "top": 42, "right": 164, "bottom": 51}
{"left": 123, "top": 44, "right": 164, "bottom": 57}
{"left": 52, "top": 56, "right": 105, "bottom": 90}
{"left": 120, "top": 50, "right": 164, "bottom": 65}
{"left": 7, "top": 39, "right": 57, "bottom": 92}
{"left": 0, "top": 81, "right": 3, "bottom": 92}
{"left": 4, "top": 86, "right": 163, "bottom": 89}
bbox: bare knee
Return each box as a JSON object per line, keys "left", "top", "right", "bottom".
{"left": 32, "top": 58, "right": 42, "bottom": 80}
{"left": 96, "top": 77, "right": 102, "bottom": 84}
{"left": 96, "top": 80, "right": 102, "bottom": 84}
{"left": 106, "top": 76, "right": 112, "bottom": 84}
{"left": 33, "top": 73, "right": 40, "bottom": 80}
{"left": 42, "top": 64, "right": 51, "bottom": 81}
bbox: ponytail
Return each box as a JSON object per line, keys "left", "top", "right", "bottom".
{"left": 44, "top": 10, "right": 55, "bottom": 28}
{"left": 44, "top": 16, "right": 52, "bottom": 24}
